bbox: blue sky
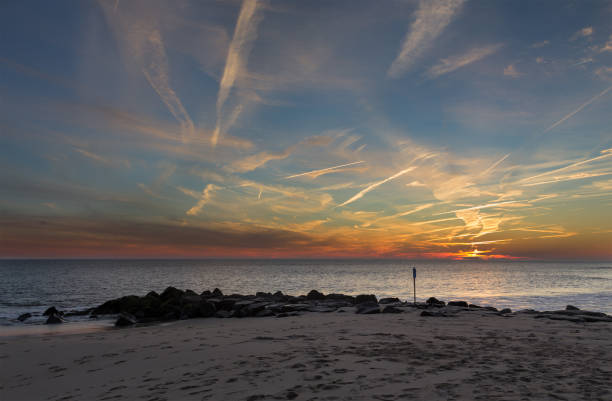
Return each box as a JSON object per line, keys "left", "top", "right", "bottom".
{"left": 1, "top": 0, "right": 611, "bottom": 259}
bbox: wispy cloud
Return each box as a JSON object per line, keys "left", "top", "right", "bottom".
{"left": 212, "top": 0, "right": 264, "bottom": 146}
{"left": 570, "top": 26, "right": 593, "bottom": 41}
{"left": 285, "top": 161, "right": 365, "bottom": 179}
{"left": 427, "top": 44, "right": 502, "bottom": 78}
{"left": 388, "top": 0, "right": 465, "bottom": 78}
{"left": 438, "top": 200, "right": 525, "bottom": 215}
{"left": 186, "top": 184, "right": 219, "bottom": 216}
{"left": 142, "top": 30, "right": 195, "bottom": 140}
{"left": 542, "top": 86, "right": 612, "bottom": 133}
{"left": 503, "top": 64, "right": 520, "bottom": 78}
{"left": 339, "top": 166, "right": 417, "bottom": 207}
{"left": 600, "top": 34, "right": 612, "bottom": 52}
{"left": 531, "top": 40, "right": 550, "bottom": 48}
{"left": 228, "top": 148, "right": 293, "bottom": 173}
{"left": 521, "top": 171, "right": 612, "bottom": 187}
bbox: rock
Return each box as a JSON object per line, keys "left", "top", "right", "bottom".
{"left": 448, "top": 301, "right": 468, "bottom": 307}
{"left": 45, "top": 313, "right": 65, "bottom": 324}
{"left": 566, "top": 305, "right": 580, "bottom": 311}
{"left": 215, "top": 310, "right": 233, "bottom": 318}
{"left": 255, "top": 309, "right": 275, "bottom": 317}
{"left": 200, "top": 290, "right": 213, "bottom": 298}
{"left": 115, "top": 312, "right": 137, "bottom": 327}
{"left": 483, "top": 306, "right": 498, "bottom": 312}
{"left": 17, "top": 312, "right": 32, "bottom": 322}
{"left": 286, "top": 391, "right": 298, "bottom": 400}
{"left": 273, "top": 291, "right": 284, "bottom": 298}
{"left": 160, "top": 286, "right": 184, "bottom": 301}
{"left": 184, "top": 289, "right": 199, "bottom": 297}
{"left": 499, "top": 308, "right": 512, "bottom": 314}
{"left": 426, "top": 297, "right": 445, "bottom": 307}
{"left": 382, "top": 305, "right": 402, "bottom": 314}
{"left": 146, "top": 291, "right": 159, "bottom": 298}
{"left": 355, "top": 294, "right": 377, "bottom": 304}
{"left": 325, "top": 293, "right": 356, "bottom": 303}
{"left": 64, "top": 308, "right": 92, "bottom": 317}
{"left": 468, "top": 304, "right": 482, "bottom": 309}
{"left": 212, "top": 288, "right": 223, "bottom": 297}
{"left": 256, "top": 292, "right": 273, "bottom": 299}
{"left": 307, "top": 290, "right": 326, "bottom": 300}
{"left": 43, "top": 306, "right": 62, "bottom": 316}
{"left": 356, "top": 302, "right": 380, "bottom": 314}
{"left": 379, "top": 297, "right": 400, "bottom": 304}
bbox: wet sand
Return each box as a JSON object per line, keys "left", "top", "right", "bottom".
{"left": 1, "top": 308, "right": 611, "bottom": 400}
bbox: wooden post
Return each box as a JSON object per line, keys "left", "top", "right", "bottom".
{"left": 412, "top": 267, "right": 416, "bottom": 304}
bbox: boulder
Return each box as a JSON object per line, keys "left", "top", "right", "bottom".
{"left": 17, "top": 312, "right": 32, "bottom": 322}
{"left": 145, "top": 291, "right": 159, "bottom": 298}
{"left": 355, "top": 294, "right": 378, "bottom": 305}
{"left": 200, "top": 290, "right": 213, "bottom": 298}
{"left": 255, "top": 309, "right": 275, "bottom": 317}
{"left": 379, "top": 297, "right": 400, "bottom": 304}
{"left": 483, "top": 306, "right": 498, "bottom": 312}
{"left": 212, "top": 288, "right": 223, "bottom": 297}
{"left": 43, "top": 306, "right": 62, "bottom": 316}
{"left": 356, "top": 302, "right": 380, "bottom": 314}
{"left": 448, "top": 301, "right": 469, "bottom": 307}
{"left": 160, "top": 286, "right": 184, "bottom": 302}
{"left": 566, "top": 305, "right": 580, "bottom": 311}
{"left": 499, "top": 308, "right": 512, "bottom": 314}
{"left": 382, "top": 305, "right": 403, "bottom": 314}
{"left": 115, "top": 312, "right": 137, "bottom": 327}
{"left": 325, "top": 293, "right": 356, "bottom": 303}
{"left": 307, "top": 290, "right": 326, "bottom": 300}
{"left": 45, "top": 313, "right": 65, "bottom": 324}
{"left": 426, "top": 297, "right": 445, "bottom": 307}
{"left": 468, "top": 304, "right": 482, "bottom": 309}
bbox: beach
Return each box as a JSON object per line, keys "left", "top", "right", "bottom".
{"left": 2, "top": 307, "right": 611, "bottom": 401}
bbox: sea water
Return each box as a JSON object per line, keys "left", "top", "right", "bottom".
{"left": 1, "top": 259, "right": 611, "bottom": 326}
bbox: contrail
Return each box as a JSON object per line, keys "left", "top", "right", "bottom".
{"left": 285, "top": 161, "right": 365, "bottom": 179}
{"left": 338, "top": 166, "right": 416, "bottom": 207}
{"left": 520, "top": 150, "right": 612, "bottom": 183}
{"left": 480, "top": 153, "right": 510, "bottom": 176}
{"left": 543, "top": 85, "right": 612, "bottom": 133}
{"left": 437, "top": 200, "right": 523, "bottom": 215}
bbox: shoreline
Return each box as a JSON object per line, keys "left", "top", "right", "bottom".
{"left": 2, "top": 307, "right": 611, "bottom": 400}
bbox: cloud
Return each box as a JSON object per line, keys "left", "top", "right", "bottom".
{"left": 438, "top": 200, "right": 525, "bottom": 215}
{"left": 531, "top": 40, "right": 550, "bottom": 48}
{"left": 186, "top": 184, "right": 219, "bottom": 215}
{"left": 212, "top": 0, "right": 264, "bottom": 146}
{"left": 595, "top": 66, "right": 612, "bottom": 81}
{"left": 388, "top": 0, "right": 465, "bottom": 78}
{"left": 542, "top": 86, "right": 612, "bottom": 133}
{"left": 503, "top": 64, "right": 520, "bottom": 78}
{"left": 141, "top": 30, "right": 195, "bottom": 140}
{"left": 570, "top": 26, "right": 593, "bottom": 41}
{"left": 338, "top": 166, "right": 417, "bottom": 207}
{"left": 285, "top": 161, "right": 365, "bottom": 179}
{"left": 228, "top": 148, "right": 293, "bottom": 173}
{"left": 601, "top": 35, "right": 612, "bottom": 52}
{"left": 519, "top": 149, "right": 612, "bottom": 183}
{"left": 427, "top": 44, "right": 502, "bottom": 78}
{"left": 521, "top": 171, "right": 612, "bottom": 187}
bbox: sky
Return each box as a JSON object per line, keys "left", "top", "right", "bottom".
{"left": 1, "top": 0, "right": 611, "bottom": 260}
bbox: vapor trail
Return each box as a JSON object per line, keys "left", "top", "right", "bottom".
{"left": 285, "top": 161, "right": 365, "bottom": 179}
{"left": 543, "top": 85, "right": 612, "bottom": 133}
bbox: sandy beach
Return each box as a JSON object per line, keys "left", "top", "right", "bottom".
{"left": 1, "top": 307, "right": 611, "bottom": 401}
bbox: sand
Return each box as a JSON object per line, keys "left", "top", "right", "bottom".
{"left": 1, "top": 308, "right": 611, "bottom": 401}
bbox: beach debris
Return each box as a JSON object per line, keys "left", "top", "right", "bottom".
{"left": 17, "top": 312, "right": 32, "bottom": 322}
{"left": 426, "top": 297, "right": 446, "bottom": 307}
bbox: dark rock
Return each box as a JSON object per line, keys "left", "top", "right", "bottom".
{"left": 355, "top": 294, "right": 377, "bottom": 304}
{"left": 213, "top": 298, "right": 237, "bottom": 311}
{"left": 200, "top": 290, "right": 213, "bottom": 298}
{"left": 43, "top": 306, "right": 62, "bottom": 316}
{"left": 382, "top": 305, "right": 402, "bottom": 314}
{"left": 184, "top": 289, "right": 199, "bottom": 297}
{"left": 499, "top": 308, "right": 512, "bottom": 314}
{"left": 17, "top": 312, "right": 32, "bottom": 322}
{"left": 483, "top": 306, "right": 498, "bottom": 312}
{"left": 566, "top": 305, "right": 580, "bottom": 311}
{"left": 212, "top": 288, "right": 223, "bottom": 297}
{"left": 379, "top": 297, "right": 400, "bottom": 304}
{"left": 276, "top": 313, "right": 289, "bottom": 318}
{"left": 468, "top": 304, "right": 482, "bottom": 309}
{"left": 426, "top": 297, "right": 445, "bottom": 307}
{"left": 115, "top": 312, "right": 137, "bottom": 327}
{"left": 356, "top": 302, "right": 380, "bottom": 314}
{"left": 215, "top": 310, "right": 233, "bottom": 318}
{"left": 255, "top": 309, "right": 274, "bottom": 317}
{"left": 45, "top": 313, "right": 65, "bottom": 324}
{"left": 256, "top": 292, "right": 272, "bottom": 298}
{"left": 325, "top": 293, "right": 356, "bottom": 303}
{"left": 242, "top": 302, "right": 268, "bottom": 317}
{"left": 145, "top": 291, "right": 159, "bottom": 298}
{"left": 64, "top": 308, "right": 93, "bottom": 317}
{"left": 307, "top": 290, "right": 326, "bottom": 300}
{"left": 273, "top": 291, "right": 284, "bottom": 298}
{"left": 286, "top": 391, "right": 298, "bottom": 400}
{"left": 448, "top": 301, "right": 469, "bottom": 307}
{"left": 160, "top": 286, "right": 184, "bottom": 302}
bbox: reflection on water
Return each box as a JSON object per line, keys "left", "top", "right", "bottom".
{"left": 1, "top": 259, "right": 611, "bottom": 324}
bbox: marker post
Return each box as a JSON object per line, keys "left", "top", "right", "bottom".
{"left": 412, "top": 267, "right": 416, "bottom": 304}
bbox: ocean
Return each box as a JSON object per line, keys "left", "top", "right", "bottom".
{"left": 1, "top": 259, "right": 611, "bottom": 326}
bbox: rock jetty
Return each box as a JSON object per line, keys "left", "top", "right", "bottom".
{"left": 24, "top": 288, "right": 612, "bottom": 327}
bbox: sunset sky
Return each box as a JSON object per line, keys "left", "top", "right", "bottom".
{"left": 1, "top": 0, "right": 611, "bottom": 259}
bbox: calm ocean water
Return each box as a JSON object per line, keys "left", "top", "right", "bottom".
{"left": 1, "top": 259, "right": 611, "bottom": 326}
